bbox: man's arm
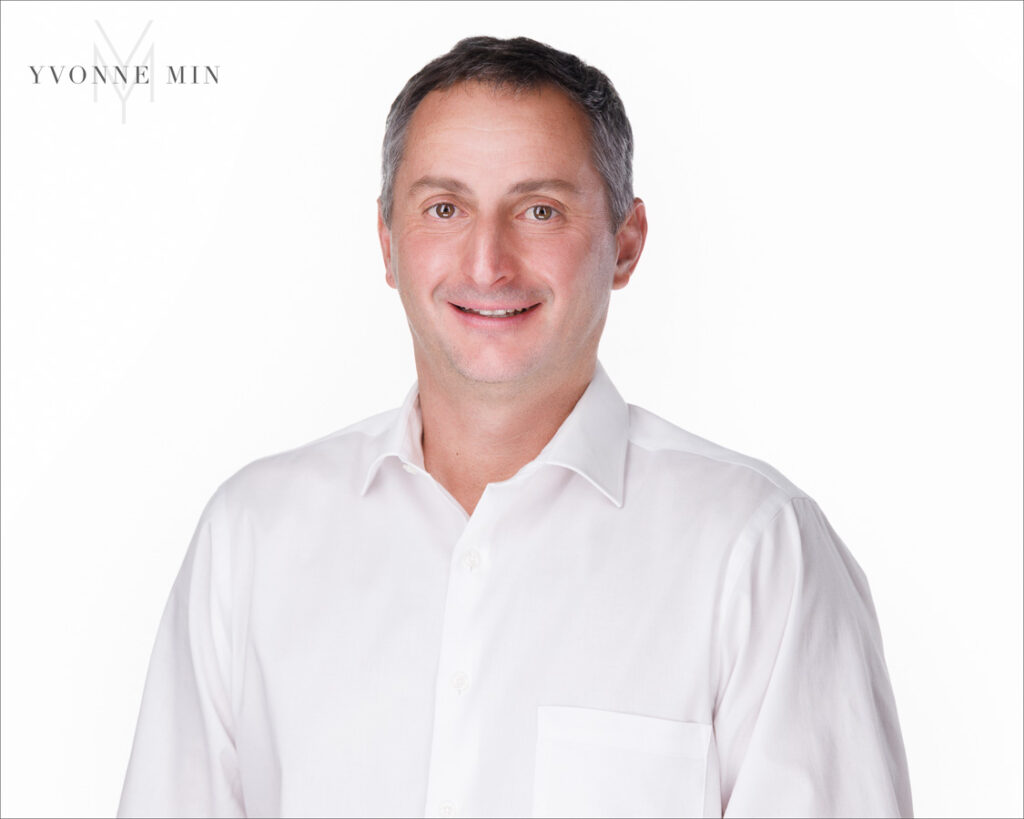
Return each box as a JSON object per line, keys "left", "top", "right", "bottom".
{"left": 117, "top": 487, "right": 245, "bottom": 818}
{"left": 713, "top": 496, "right": 912, "bottom": 817}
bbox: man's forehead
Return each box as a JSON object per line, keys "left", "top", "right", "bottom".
{"left": 420, "top": 79, "right": 578, "bottom": 112}
{"left": 405, "top": 80, "right": 589, "bottom": 142}
{"left": 397, "top": 81, "right": 593, "bottom": 183}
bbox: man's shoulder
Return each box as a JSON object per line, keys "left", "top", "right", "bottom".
{"left": 625, "top": 402, "right": 807, "bottom": 504}
{"left": 214, "top": 407, "right": 400, "bottom": 505}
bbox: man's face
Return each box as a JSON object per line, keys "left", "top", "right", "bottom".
{"left": 378, "top": 81, "right": 645, "bottom": 390}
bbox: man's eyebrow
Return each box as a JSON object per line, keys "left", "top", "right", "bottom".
{"left": 506, "top": 178, "right": 580, "bottom": 196}
{"left": 406, "top": 176, "right": 581, "bottom": 198}
{"left": 407, "top": 176, "right": 472, "bottom": 197}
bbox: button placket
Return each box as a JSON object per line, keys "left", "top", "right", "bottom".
{"left": 423, "top": 505, "right": 498, "bottom": 817}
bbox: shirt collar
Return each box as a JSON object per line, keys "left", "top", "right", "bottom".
{"left": 359, "top": 360, "right": 629, "bottom": 508}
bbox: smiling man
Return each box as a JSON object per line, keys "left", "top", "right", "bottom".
{"left": 118, "top": 37, "right": 912, "bottom": 819}
{"left": 379, "top": 76, "right": 643, "bottom": 517}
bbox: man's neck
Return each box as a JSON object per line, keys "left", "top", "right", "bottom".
{"left": 416, "top": 357, "right": 596, "bottom": 517}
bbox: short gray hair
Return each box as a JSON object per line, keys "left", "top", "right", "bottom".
{"left": 380, "top": 36, "right": 634, "bottom": 231}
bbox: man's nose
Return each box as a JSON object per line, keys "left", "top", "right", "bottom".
{"left": 462, "top": 215, "right": 519, "bottom": 288}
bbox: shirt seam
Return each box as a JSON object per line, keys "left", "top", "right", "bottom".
{"left": 627, "top": 436, "right": 799, "bottom": 498}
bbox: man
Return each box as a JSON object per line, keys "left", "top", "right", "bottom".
{"left": 118, "top": 36, "right": 912, "bottom": 818}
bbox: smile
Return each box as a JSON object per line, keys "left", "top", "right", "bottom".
{"left": 452, "top": 303, "right": 541, "bottom": 317}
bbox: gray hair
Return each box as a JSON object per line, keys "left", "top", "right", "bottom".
{"left": 380, "top": 36, "right": 634, "bottom": 231}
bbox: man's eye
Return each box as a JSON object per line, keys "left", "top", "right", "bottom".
{"left": 526, "top": 205, "right": 556, "bottom": 221}
{"left": 429, "top": 202, "right": 457, "bottom": 219}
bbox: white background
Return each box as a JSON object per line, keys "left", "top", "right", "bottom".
{"left": 1, "top": 1, "right": 1021, "bottom": 817}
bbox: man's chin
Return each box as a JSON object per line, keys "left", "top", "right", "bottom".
{"left": 448, "top": 352, "right": 543, "bottom": 387}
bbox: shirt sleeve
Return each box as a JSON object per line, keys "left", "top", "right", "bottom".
{"left": 117, "top": 487, "right": 246, "bottom": 818}
{"left": 713, "top": 495, "right": 912, "bottom": 818}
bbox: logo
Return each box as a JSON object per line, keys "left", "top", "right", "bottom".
{"left": 28, "top": 20, "right": 219, "bottom": 124}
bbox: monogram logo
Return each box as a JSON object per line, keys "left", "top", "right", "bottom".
{"left": 28, "top": 20, "right": 219, "bottom": 125}
{"left": 93, "top": 20, "right": 155, "bottom": 124}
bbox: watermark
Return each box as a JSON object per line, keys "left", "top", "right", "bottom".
{"left": 28, "top": 20, "right": 219, "bottom": 124}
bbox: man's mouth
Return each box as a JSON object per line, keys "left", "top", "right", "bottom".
{"left": 452, "top": 303, "right": 540, "bottom": 317}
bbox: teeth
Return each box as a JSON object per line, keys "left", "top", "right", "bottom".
{"left": 457, "top": 305, "right": 530, "bottom": 317}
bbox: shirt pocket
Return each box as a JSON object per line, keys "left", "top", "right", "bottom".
{"left": 531, "top": 706, "right": 711, "bottom": 819}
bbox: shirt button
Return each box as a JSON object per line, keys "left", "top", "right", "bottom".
{"left": 402, "top": 463, "right": 417, "bottom": 474}
{"left": 438, "top": 800, "right": 457, "bottom": 818}
{"left": 450, "top": 671, "right": 470, "bottom": 693}
{"left": 462, "top": 549, "right": 481, "bottom": 572}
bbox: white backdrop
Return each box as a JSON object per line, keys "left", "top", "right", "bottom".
{"left": 1, "top": 2, "right": 1021, "bottom": 817}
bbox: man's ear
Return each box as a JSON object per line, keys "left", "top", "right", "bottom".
{"left": 377, "top": 198, "right": 397, "bottom": 289}
{"left": 611, "top": 198, "right": 647, "bottom": 291}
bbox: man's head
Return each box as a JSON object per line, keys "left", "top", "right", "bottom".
{"left": 380, "top": 36, "right": 635, "bottom": 232}
{"left": 377, "top": 37, "right": 646, "bottom": 392}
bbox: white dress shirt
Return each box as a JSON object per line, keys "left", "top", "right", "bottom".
{"left": 118, "top": 361, "right": 912, "bottom": 818}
